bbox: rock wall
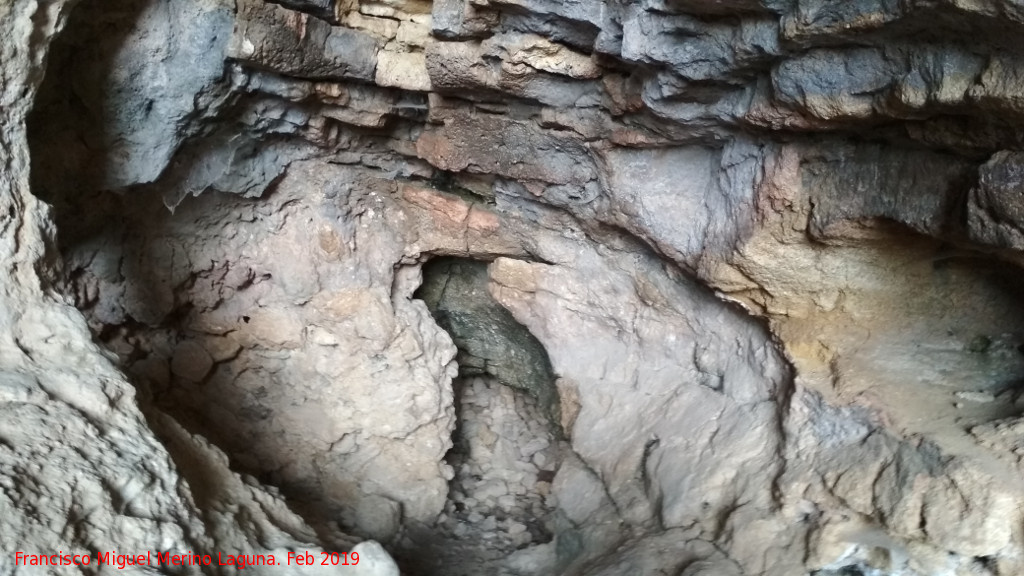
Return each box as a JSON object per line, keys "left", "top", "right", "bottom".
{"left": 0, "top": 0, "right": 397, "bottom": 574}
{"left": 10, "top": 0, "right": 1024, "bottom": 574}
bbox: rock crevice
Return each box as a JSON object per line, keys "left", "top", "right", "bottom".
{"left": 10, "top": 0, "right": 1024, "bottom": 574}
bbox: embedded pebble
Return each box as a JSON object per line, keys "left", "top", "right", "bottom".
{"left": 956, "top": 390, "right": 996, "bottom": 403}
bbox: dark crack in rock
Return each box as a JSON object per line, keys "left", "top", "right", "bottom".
{"left": 418, "top": 257, "right": 561, "bottom": 426}
{"left": 13, "top": 0, "right": 1024, "bottom": 573}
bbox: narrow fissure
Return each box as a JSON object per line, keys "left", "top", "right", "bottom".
{"left": 399, "top": 257, "right": 566, "bottom": 575}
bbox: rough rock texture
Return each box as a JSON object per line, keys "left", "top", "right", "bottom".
{"left": 1, "top": 0, "right": 398, "bottom": 574}
{"left": 57, "top": 163, "right": 461, "bottom": 537}
{"left": 418, "top": 258, "right": 560, "bottom": 422}
{"left": 399, "top": 376, "right": 563, "bottom": 575}
{"left": 13, "top": 0, "right": 1024, "bottom": 574}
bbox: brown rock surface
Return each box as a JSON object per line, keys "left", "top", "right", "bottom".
{"left": 12, "top": 0, "right": 1024, "bottom": 574}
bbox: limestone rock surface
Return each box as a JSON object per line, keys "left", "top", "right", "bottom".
{"left": 11, "top": 0, "right": 1024, "bottom": 574}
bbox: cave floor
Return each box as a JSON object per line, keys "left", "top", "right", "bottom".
{"left": 395, "top": 376, "right": 562, "bottom": 575}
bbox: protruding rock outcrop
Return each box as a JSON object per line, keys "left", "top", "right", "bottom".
{"left": 12, "top": 0, "right": 1024, "bottom": 574}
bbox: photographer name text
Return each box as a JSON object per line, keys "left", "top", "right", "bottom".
{"left": 14, "top": 550, "right": 359, "bottom": 570}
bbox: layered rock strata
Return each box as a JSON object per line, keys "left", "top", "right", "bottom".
{"left": 9, "top": 0, "right": 1024, "bottom": 574}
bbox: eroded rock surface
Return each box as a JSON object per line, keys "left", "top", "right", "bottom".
{"left": 1, "top": 0, "right": 398, "bottom": 574}
{"left": 11, "top": 0, "right": 1024, "bottom": 574}
{"left": 418, "top": 258, "right": 560, "bottom": 422}
{"left": 398, "top": 376, "right": 562, "bottom": 575}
